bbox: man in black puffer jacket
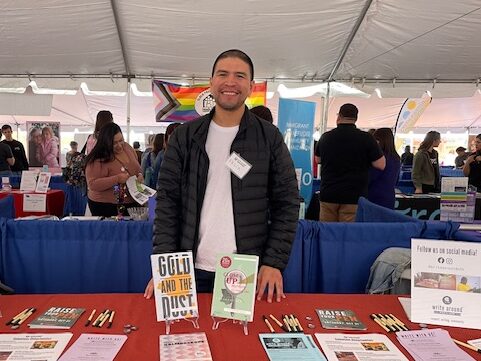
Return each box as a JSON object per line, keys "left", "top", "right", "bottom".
{"left": 145, "top": 50, "right": 299, "bottom": 303}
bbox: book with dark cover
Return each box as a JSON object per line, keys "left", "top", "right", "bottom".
{"left": 316, "top": 309, "right": 367, "bottom": 330}
{"left": 28, "top": 307, "right": 85, "bottom": 329}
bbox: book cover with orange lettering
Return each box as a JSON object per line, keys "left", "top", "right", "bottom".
{"left": 151, "top": 252, "right": 198, "bottom": 321}
{"left": 316, "top": 309, "right": 366, "bottom": 330}
{"left": 28, "top": 307, "right": 85, "bottom": 329}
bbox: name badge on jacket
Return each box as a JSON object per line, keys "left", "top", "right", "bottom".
{"left": 225, "top": 152, "right": 252, "bottom": 179}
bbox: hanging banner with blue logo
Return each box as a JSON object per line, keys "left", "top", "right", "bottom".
{"left": 277, "top": 98, "right": 316, "bottom": 207}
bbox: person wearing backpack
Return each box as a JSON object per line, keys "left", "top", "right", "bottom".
{"left": 141, "top": 133, "right": 164, "bottom": 189}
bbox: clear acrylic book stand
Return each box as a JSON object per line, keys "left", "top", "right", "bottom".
{"left": 164, "top": 311, "right": 200, "bottom": 335}
{"left": 211, "top": 316, "right": 249, "bottom": 335}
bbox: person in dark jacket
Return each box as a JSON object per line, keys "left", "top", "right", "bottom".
{"left": 368, "top": 128, "right": 401, "bottom": 209}
{"left": 401, "top": 145, "right": 413, "bottom": 167}
{"left": 144, "top": 49, "right": 299, "bottom": 302}
{"left": 1, "top": 124, "right": 28, "bottom": 172}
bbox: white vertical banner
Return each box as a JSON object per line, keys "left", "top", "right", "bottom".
{"left": 395, "top": 92, "right": 432, "bottom": 133}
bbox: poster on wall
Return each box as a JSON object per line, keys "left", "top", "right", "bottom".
{"left": 26, "top": 121, "right": 61, "bottom": 169}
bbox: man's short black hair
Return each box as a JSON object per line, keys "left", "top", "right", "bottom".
{"left": 1, "top": 124, "right": 12, "bottom": 131}
{"left": 133, "top": 141, "right": 140, "bottom": 149}
{"left": 339, "top": 103, "right": 358, "bottom": 120}
{"left": 212, "top": 49, "right": 254, "bottom": 81}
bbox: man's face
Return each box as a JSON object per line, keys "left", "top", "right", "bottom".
{"left": 2, "top": 128, "right": 13, "bottom": 141}
{"left": 210, "top": 57, "right": 254, "bottom": 112}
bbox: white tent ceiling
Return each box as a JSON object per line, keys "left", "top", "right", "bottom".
{"left": 1, "top": 0, "right": 481, "bottom": 128}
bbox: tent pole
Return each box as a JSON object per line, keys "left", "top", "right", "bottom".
{"left": 126, "top": 78, "right": 131, "bottom": 144}
{"left": 327, "top": 0, "right": 373, "bottom": 81}
{"left": 320, "top": 82, "right": 330, "bottom": 136}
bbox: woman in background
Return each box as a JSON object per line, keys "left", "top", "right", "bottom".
{"left": 85, "top": 110, "right": 113, "bottom": 155}
{"left": 412, "top": 131, "right": 441, "bottom": 194}
{"left": 368, "top": 128, "right": 401, "bottom": 209}
{"left": 463, "top": 134, "right": 481, "bottom": 190}
{"left": 36, "top": 126, "right": 60, "bottom": 168}
{"left": 155, "top": 123, "right": 180, "bottom": 182}
{"left": 28, "top": 127, "right": 42, "bottom": 167}
{"left": 85, "top": 123, "right": 142, "bottom": 217}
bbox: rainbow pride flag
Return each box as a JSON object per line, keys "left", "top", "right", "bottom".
{"left": 152, "top": 80, "right": 267, "bottom": 122}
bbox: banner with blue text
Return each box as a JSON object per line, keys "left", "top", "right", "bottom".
{"left": 277, "top": 98, "right": 316, "bottom": 206}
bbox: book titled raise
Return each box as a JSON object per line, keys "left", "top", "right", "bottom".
{"left": 29, "top": 307, "right": 85, "bottom": 329}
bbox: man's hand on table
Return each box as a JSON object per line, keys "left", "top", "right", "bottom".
{"left": 256, "top": 265, "right": 285, "bottom": 303}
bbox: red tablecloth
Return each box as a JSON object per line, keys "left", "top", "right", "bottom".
{"left": 0, "top": 189, "right": 64, "bottom": 218}
{"left": 1, "top": 294, "right": 480, "bottom": 360}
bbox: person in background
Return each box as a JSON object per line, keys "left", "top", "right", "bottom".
{"left": 144, "top": 49, "right": 299, "bottom": 301}
{"left": 163, "top": 123, "right": 181, "bottom": 149}
{"left": 37, "top": 126, "right": 60, "bottom": 168}
{"left": 367, "top": 128, "right": 376, "bottom": 136}
{"left": 144, "top": 123, "right": 181, "bottom": 189}
{"left": 412, "top": 131, "right": 441, "bottom": 194}
{"left": 367, "top": 128, "right": 401, "bottom": 209}
{"left": 0, "top": 132, "right": 15, "bottom": 176}
{"left": 142, "top": 123, "right": 182, "bottom": 189}
{"left": 133, "top": 141, "right": 143, "bottom": 164}
{"left": 463, "top": 134, "right": 481, "bottom": 191}
{"left": 401, "top": 145, "right": 413, "bottom": 167}
{"left": 1, "top": 124, "right": 29, "bottom": 173}
{"left": 141, "top": 133, "right": 164, "bottom": 189}
{"left": 315, "top": 103, "right": 385, "bottom": 222}
{"left": 28, "top": 127, "right": 42, "bottom": 167}
{"left": 85, "top": 123, "right": 142, "bottom": 217}
{"left": 454, "top": 146, "right": 468, "bottom": 168}
{"left": 140, "top": 134, "right": 156, "bottom": 165}
{"left": 66, "top": 141, "right": 79, "bottom": 165}
{"left": 250, "top": 105, "right": 273, "bottom": 123}
{"left": 85, "top": 110, "right": 114, "bottom": 155}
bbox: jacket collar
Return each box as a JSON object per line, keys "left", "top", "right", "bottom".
{"left": 191, "top": 105, "right": 252, "bottom": 146}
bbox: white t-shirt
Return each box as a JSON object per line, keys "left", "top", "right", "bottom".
{"left": 195, "top": 121, "right": 239, "bottom": 271}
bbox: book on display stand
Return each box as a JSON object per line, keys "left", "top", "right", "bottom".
{"left": 210, "top": 253, "right": 259, "bottom": 335}
{"left": 151, "top": 251, "right": 199, "bottom": 334}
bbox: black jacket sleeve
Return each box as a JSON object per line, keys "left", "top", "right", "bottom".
{"left": 20, "top": 143, "right": 29, "bottom": 169}
{"left": 262, "top": 128, "right": 300, "bottom": 270}
{"left": 152, "top": 130, "right": 183, "bottom": 254}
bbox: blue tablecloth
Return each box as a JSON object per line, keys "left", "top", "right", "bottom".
{"left": 1, "top": 217, "right": 480, "bottom": 294}
{"left": 283, "top": 219, "right": 480, "bottom": 294}
{"left": 0, "top": 175, "right": 87, "bottom": 216}
{"left": 440, "top": 168, "right": 464, "bottom": 177}
{"left": 0, "top": 219, "right": 153, "bottom": 293}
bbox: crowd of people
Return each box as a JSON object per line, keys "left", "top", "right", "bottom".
{"left": 313, "top": 104, "right": 481, "bottom": 221}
